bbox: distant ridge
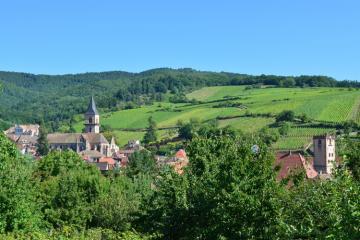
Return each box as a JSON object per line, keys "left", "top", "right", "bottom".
{"left": 0, "top": 68, "right": 359, "bottom": 132}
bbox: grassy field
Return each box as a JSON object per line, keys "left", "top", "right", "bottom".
{"left": 218, "top": 117, "right": 275, "bottom": 133}
{"left": 187, "top": 86, "right": 360, "bottom": 123}
{"left": 113, "top": 129, "right": 171, "bottom": 146}
{"left": 74, "top": 86, "right": 359, "bottom": 149}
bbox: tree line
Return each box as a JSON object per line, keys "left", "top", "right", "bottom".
{"left": 0, "top": 124, "right": 359, "bottom": 239}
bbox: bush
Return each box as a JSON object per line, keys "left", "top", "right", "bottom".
{"left": 276, "top": 110, "right": 295, "bottom": 122}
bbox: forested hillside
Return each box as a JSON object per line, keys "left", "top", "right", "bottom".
{"left": 0, "top": 68, "right": 359, "bottom": 131}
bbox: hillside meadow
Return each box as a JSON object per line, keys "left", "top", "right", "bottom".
{"left": 74, "top": 86, "right": 360, "bottom": 149}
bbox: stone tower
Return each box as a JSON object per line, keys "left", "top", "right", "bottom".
{"left": 313, "top": 134, "right": 336, "bottom": 175}
{"left": 84, "top": 96, "right": 100, "bottom": 133}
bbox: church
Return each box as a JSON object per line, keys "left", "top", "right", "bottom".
{"left": 47, "top": 97, "right": 119, "bottom": 157}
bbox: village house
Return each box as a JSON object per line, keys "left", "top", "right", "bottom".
{"left": 155, "top": 149, "right": 189, "bottom": 174}
{"left": 275, "top": 134, "right": 337, "bottom": 181}
{"left": 4, "top": 124, "right": 39, "bottom": 155}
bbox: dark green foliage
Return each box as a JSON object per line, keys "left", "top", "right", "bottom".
{"left": 35, "top": 151, "right": 103, "bottom": 228}
{"left": 276, "top": 110, "right": 295, "bottom": 122}
{"left": 299, "top": 113, "right": 310, "bottom": 123}
{"left": 0, "top": 119, "right": 11, "bottom": 132}
{"left": 36, "top": 125, "right": 49, "bottom": 156}
{"left": 141, "top": 135, "right": 283, "bottom": 239}
{"left": 212, "top": 101, "right": 246, "bottom": 108}
{"left": 344, "top": 141, "right": 360, "bottom": 181}
{"left": 280, "top": 169, "right": 360, "bottom": 239}
{"left": 0, "top": 134, "right": 42, "bottom": 233}
{"left": 342, "top": 120, "right": 359, "bottom": 135}
{"left": 280, "top": 77, "right": 296, "bottom": 87}
{"left": 177, "top": 119, "right": 200, "bottom": 140}
{"left": 143, "top": 117, "right": 157, "bottom": 144}
{"left": 259, "top": 127, "right": 280, "bottom": 145}
{"left": 126, "top": 150, "right": 157, "bottom": 177}
{"left": 168, "top": 93, "right": 189, "bottom": 103}
{"left": 92, "top": 174, "right": 153, "bottom": 233}
{"left": 0, "top": 124, "right": 359, "bottom": 238}
{"left": 278, "top": 122, "right": 291, "bottom": 136}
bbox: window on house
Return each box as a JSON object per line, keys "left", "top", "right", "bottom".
{"left": 89, "top": 118, "right": 92, "bottom": 124}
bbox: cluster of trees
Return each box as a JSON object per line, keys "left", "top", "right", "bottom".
{"left": 1, "top": 124, "right": 360, "bottom": 239}
{"left": 1, "top": 68, "right": 359, "bottom": 132}
{"left": 1, "top": 129, "right": 359, "bottom": 239}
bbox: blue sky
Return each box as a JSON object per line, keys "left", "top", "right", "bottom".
{"left": 0, "top": 0, "right": 359, "bottom": 80}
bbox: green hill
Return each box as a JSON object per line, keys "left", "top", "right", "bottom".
{"left": 1, "top": 68, "right": 359, "bottom": 132}
{"left": 73, "top": 86, "right": 360, "bottom": 148}
{"left": 1, "top": 68, "right": 359, "bottom": 148}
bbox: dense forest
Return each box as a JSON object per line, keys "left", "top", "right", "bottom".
{"left": 0, "top": 68, "right": 359, "bottom": 131}
{"left": 0, "top": 124, "right": 359, "bottom": 239}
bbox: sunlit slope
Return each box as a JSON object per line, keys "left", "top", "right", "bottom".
{"left": 187, "top": 86, "right": 360, "bottom": 123}
{"left": 74, "top": 86, "right": 359, "bottom": 148}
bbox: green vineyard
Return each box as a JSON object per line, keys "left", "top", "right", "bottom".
{"left": 73, "top": 86, "right": 360, "bottom": 149}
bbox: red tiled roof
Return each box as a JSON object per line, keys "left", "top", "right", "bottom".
{"left": 99, "top": 157, "right": 115, "bottom": 165}
{"left": 275, "top": 152, "right": 318, "bottom": 180}
{"left": 175, "top": 149, "right": 187, "bottom": 159}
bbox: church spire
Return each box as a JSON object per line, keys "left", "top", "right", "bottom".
{"left": 84, "top": 96, "right": 100, "bottom": 133}
{"left": 86, "top": 96, "right": 99, "bottom": 115}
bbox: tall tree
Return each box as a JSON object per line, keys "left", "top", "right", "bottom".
{"left": 141, "top": 134, "right": 283, "bottom": 239}
{"left": 36, "top": 124, "right": 49, "bottom": 156}
{"left": 0, "top": 134, "right": 43, "bottom": 233}
{"left": 143, "top": 116, "right": 157, "bottom": 144}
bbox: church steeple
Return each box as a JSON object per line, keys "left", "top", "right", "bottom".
{"left": 86, "top": 96, "right": 99, "bottom": 115}
{"left": 84, "top": 96, "right": 100, "bottom": 133}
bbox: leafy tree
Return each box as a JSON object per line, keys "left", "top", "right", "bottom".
{"left": 280, "top": 77, "right": 296, "bottom": 87}
{"left": 177, "top": 119, "right": 200, "bottom": 140}
{"left": 126, "top": 150, "right": 157, "bottom": 177}
{"left": 138, "top": 166, "right": 189, "bottom": 239}
{"left": 92, "top": 174, "right": 153, "bottom": 232}
{"left": 154, "top": 82, "right": 167, "bottom": 93}
{"left": 141, "top": 135, "right": 283, "bottom": 239}
{"left": 280, "top": 169, "right": 360, "bottom": 239}
{"left": 344, "top": 140, "right": 360, "bottom": 181}
{"left": 35, "top": 151, "right": 103, "bottom": 228}
{"left": 278, "top": 122, "right": 291, "bottom": 136}
{"left": 0, "top": 134, "right": 43, "bottom": 233}
{"left": 343, "top": 120, "right": 358, "bottom": 135}
{"left": 299, "top": 113, "right": 310, "bottom": 123}
{"left": 259, "top": 127, "right": 280, "bottom": 145}
{"left": 143, "top": 117, "right": 157, "bottom": 144}
{"left": 276, "top": 110, "right": 295, "bottom": 122}
{"left": 36, "top": 124, "right": 49, "bottom": 156}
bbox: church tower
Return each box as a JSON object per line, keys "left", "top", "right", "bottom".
{"left": 313, "top": 134, "right": 336, "bottom": 175}
{"left": 84, "top": 96, "right": 100, "bottom": 133}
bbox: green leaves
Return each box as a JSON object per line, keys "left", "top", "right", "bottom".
{"left": 141, "top": 134, "right": 282, "bottom": 239}
{"left": 35, "top": 151, "right": 103, "bottom": 228}
{"left": 0, "top": 129, "right": 359, "bottom": 238}
{"left": 143, "top": 116, "right": 158, "bottom": 144}
{"left": 0, "top": 134, "right": 42, "bottom": 233}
